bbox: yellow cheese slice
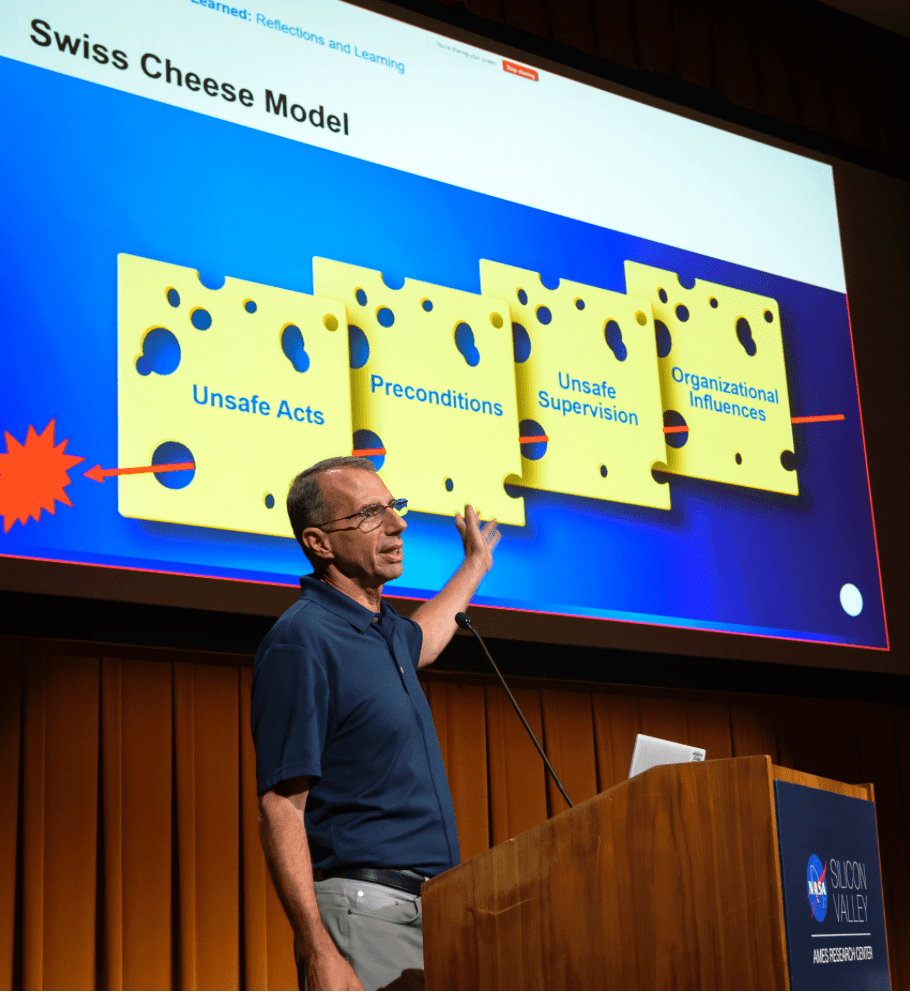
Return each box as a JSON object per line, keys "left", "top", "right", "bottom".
{"left": 479, "top": 260, "right": 670, "bottom": 510}
{"left": 624, "top": 262, "right": 798, "bottom": 495}
{"left": 312, "top": 258, "right": 524, "bottom": 525}
{"left": 117, "top": 254, "right": 351, "bottom": 536}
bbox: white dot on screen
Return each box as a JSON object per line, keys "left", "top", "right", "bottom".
{"left": 840, "top": 583, "right": 863, "bottom": 616}
{"left": 357, "top": 890, "right": 364, "bottom": 898}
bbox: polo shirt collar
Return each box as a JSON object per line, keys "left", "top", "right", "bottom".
{"left": 299, "top": 574, "right": 398, "bottom": 632}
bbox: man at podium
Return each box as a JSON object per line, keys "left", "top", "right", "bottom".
{"left": 251, "top": 456, "right": 499, "bottom": 990}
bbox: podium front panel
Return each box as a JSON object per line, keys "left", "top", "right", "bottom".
{"left": 774, "top": 780, "right": 890, "bottom": 990}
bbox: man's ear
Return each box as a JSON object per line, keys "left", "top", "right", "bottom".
{"left": 301, "top": 526, "right": 334, "bottom": 562}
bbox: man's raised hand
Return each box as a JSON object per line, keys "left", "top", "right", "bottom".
{"left": 455, "top": 504, "right": 501, "bottom": 574}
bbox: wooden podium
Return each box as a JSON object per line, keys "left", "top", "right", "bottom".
{"left": 421, "top": 756, "right": 882, "bottom": 990}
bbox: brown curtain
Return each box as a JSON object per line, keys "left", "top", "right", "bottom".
{"left": 1, "top": 635, "right": 908, "bottom": 989}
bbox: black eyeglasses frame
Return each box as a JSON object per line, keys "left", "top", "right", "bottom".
{"left": 314, "top": 497, "right": 408, "bottom": 530}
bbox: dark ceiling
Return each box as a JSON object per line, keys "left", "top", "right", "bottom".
{"left": 818, "top": 0, "right": 910, "bottom": 38}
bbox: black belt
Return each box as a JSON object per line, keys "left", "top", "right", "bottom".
{"left": 317, "top": 867, "right": 427, "bottom": 897}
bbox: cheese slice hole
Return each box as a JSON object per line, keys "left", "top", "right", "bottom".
{"left": 512, "top": 323, "right": 531, "bottom": 363}
{"left": 454, "top": 322, "right": 480, "bottom": 367}
{"left": 196, "top": 269, "right": 225, "bottom": 290}
{"left": 281, "top": 324, "right": 310, "bottom": 373}
{"left": 348, "top": 325, "right": 369, "bottom": 369}
{"left": 190, "top": 308, "right": 212, "bottom": 330}
{"left": 353, "top": 429, "right": 385, "bottom": 470}
{"left": 152, "top": 441, "right": 195, "bottom": 490}
{"left": 655, "top": 320, "right": 672, "bottom": 358}
{"left": 604, "top": 320, "right": 628, "bottom": 361}
{"left": 736, "top": 317, "right": 757, "bottom": 357}
{"left": 519, "top": 419, "right": 547, "bottom": 461}
{"left": 136, "top": 327, "right": 180, "bottom": 377}
{"left": 663, "top": 410, "right": 688, "bottom": 448}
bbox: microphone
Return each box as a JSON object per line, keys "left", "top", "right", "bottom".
{"left": 455, "top": 612, "right": 574, "bottom": 809}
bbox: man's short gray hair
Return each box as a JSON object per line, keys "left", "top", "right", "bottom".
{"left": 287, "top": 456, "right": 377, "bottom": 555}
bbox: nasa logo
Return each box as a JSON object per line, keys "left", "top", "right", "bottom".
{"left": 807, "top": 854, "right": 828, "bottom": 922}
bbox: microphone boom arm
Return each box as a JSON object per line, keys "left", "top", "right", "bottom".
{"left": 455, "top": 613, "right": 574, "bottom": 809}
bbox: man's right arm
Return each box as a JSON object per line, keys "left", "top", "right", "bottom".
{"left": 258, "top": 777, "right": 363, "bottom": 992}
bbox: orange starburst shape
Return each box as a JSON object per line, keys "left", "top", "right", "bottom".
{"left": 0, "top": 420, "right": 85, "bottom": 532}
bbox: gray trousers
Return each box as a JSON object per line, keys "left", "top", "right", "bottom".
{"left": 298, "top": 877, "right": 424, "bottom": 991}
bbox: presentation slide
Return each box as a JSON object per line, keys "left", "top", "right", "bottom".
{"left": 0, "top": 0, "right": 887, "bottom": 650}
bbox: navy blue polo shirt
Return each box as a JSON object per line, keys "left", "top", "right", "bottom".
{"left": 251, "top": 575, "right": 460, "bottom": 877}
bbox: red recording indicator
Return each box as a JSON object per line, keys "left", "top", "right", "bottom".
{"left": 503, "top": 60, "right": 539, "bottom": 81}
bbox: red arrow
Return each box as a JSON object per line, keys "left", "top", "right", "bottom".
{"left": 84, "top": 461, "right": 195, "bottom": 484}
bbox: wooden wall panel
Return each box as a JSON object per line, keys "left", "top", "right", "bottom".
{"left": 20, "top": 646, "right": 47, "bottom": 991}
{"left": 118, "top": 658, "right": 174, "bottom": 991}
{"left": 172, "top": 661, "right": 198, "bottom": 990}
{"left": 591, "top": 691, "right": 640, "bottom": 790}
{"left": 485, "top": 686, "right": 548, "bottom": 844}
{"left": 638, "top": 691, "right": 689, "bottom": 746}
{"left": 0, "top": 638, "right": 907, "bottom": 989}
{"left": 0, "top": 639, "right": 21, "bottom": 991}
{"left": 894, "top": 710, "right": 910, "bottom": 992}
{"left": 188, "top": 664, "right": 241, "bottom": 990}
{"left": 99, "top": 657, "right": 124, "bottom": 991}
{"left": 425, "top": 680, "right": 490, "bottom": 862}
{"left": 855, "top": 702, "right": 910, "bottom": 990}
{"left": 40, "top": 655, "right": 100, "bottom": 991}
{"left": 685, "top": 697, "right": 733, "bottom": 761}
{"left": 240, "top": 669, "right": 303, "bottom": 992}
{"left": 238, "top": 666, "right": 268, "bottom": 992}
{"left": 770, "top": 695, "right": 820, "bottom": 775}
{"left": 729, "top": 697, "right": 778, "bottom": 761}
{"left": 540, "top": 688, "right": 598, "bottom": 814}
{"left": 814, "top": 699, "right": 862, "bottom": 786}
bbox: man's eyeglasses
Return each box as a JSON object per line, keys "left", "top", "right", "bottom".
{"left": 315, "top": 498, "right": 408, "bottom": 530}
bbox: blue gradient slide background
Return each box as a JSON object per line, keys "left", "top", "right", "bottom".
{"left": 0, "top": 58, "right": 886, "bottom": 647}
